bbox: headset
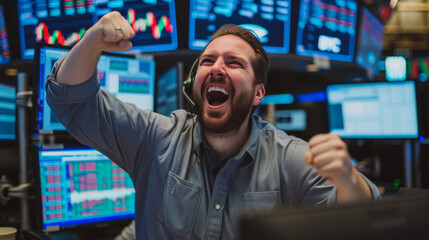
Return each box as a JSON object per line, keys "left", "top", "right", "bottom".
{"left": 182, "top": 58, "right": 201, "bottom": 168}
{"left": 182, "top": 58, "right": 199, "bottom": 110}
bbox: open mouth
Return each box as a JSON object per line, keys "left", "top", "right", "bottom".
{"left": 206, "top": 86, "right": 230, "bottom": 106}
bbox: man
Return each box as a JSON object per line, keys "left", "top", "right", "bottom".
{"left": 46, "top": 11, "right": 380, "bottom": 240}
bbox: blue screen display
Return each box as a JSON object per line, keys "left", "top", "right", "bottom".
{"left": 326, "top": 81, "right": 419, "bottom": 139}
{"left": 156, "top": 64, "right": 183, "bottom": 116}
{"left": 36, "top": 46, "right": 155, "bottom": 132}
{"left": 295, "top": 0, "right": 358, "bottom": 62}
{"left": 37, "top": 147, "right": 135, "bottom": 231}
{"left": 355, "top": 7, "right": 384, "bottom": 74}
{"left": 189, "top": 0, "right": 291, "bottom": 54}
{"left": 0, "top": 5, "right": 10, "bottom": 65}
{"left": 17, "top": 0, "right": 178, "bottom": 59}
{"left": 0, "top": 83, "right": 16, "bottom": 140}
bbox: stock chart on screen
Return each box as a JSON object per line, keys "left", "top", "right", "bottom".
{"left": 37, "top": 147, "right": 135, "bottom": 231}
{"left": 17, "top": 0, "right": 177, "bottom": 59}
{"left": 295, "top": 0, "right": 358, "bottom": 62}
{"left": 189, "top": 0, "right": 291, "bottom": 54}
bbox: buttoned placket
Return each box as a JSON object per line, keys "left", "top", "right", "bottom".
{"left": 204, "top": 158, "right": 241, "bottom": 240}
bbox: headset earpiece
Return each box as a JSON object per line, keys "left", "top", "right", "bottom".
{"left": 182, "top": 58, "right": 199, "bottom": 109}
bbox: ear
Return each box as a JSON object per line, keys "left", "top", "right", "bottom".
{"left": 253, "top": 83, "right": 265, "bottom": 107}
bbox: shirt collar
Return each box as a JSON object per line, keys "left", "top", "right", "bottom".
{"left": 192, "top": 114, "right": 260, "bottom": 162}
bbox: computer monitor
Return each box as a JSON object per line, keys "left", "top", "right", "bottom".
{"left": 34, "top": 45, "right": 155, "bottom": 133}
{"left": 257, "top": 92, "right": 328, "bottom": 141}
{"left": 94, "top": 0, "right": 178, "bottom": 53}
{"left": 295, "top": 0, "right": 358, "bottom": 62}
{"left": 240, "top": 192, "right": 429, "bottom": 240}
{"left": 17, "top": 0, "right": 178, "bottom": 59}
{"left": 34, "top": 146, "right": 135, "bottom": 232}
{"left": 17, "top": 0, "right": 94, "bottom": 59}
{"left": 355, "top": 7, "right": 384, "bottom": 75}
{"left": 155, "top": 62, "right": 184, "bottom": 116}
{"left": 0, "top": 83, "right": 16, "bottom": 140}
{"left": 0, "top": 4, "right": 10, "bottom": 65}
{"left": 188, "top": 0, "right": 292, "bottom": 54}
{"left": 326, "top": 81, "right": 419, "bottom": 139}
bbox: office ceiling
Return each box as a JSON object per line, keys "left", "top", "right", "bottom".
{"left": 383, "top": 0, "right": 429, "bottom": 51}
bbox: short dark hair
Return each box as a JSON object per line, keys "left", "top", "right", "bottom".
{"left": 202, "top": 24, "right": 270, "bottom": 87}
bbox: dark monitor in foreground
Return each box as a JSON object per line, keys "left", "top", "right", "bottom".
{"left": 240, "top": 193, "right": 429, "bottom": 240}
{"left": 34, "top": 146, "right": 135, "bottom": 232}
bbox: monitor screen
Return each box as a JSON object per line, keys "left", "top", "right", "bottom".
{"left": 0, "top": 83, "right": 16, "bottom": 140}
{"left": 188, "top": 0, "right": 292, "bottom": 54}
{"left": 35, "top": 146, "right": 135, "bottom": 231}
{"left": 155, "top": 62, "right": 184, "bottom": 116}
{"left": 17, "top": 0, "right": 178, "bottom": 59}
{"left": 35, "top": 45, "right": 155, "bottom": 132}
{"left": 295, "top": 0, "right": 358, "bottom": 62}
{"left": 326, "top": 81, "right": 419, "bottom": 139}
{"left": 94, "top": 0, "right": 178, "bottom": 53}
{"left": 355, "top": 7, "right": 384, "bottom": 75}
{"left": 0, "top": 4, "right": 10, "bottom": 65}
{"left": 257, "top": 93, "right": 328, "bottom": 141}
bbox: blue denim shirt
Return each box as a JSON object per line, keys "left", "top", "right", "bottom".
{"left": 46, "top": 56, "right": 380, "bottom": 240}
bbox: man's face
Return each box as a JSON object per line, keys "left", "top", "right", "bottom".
{"left": 192, "top": 34, "right": 265, "bottom": 135}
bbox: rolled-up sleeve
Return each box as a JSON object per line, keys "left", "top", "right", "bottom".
{"left": 44, "top": 55, "right": 162, "bottom": 177}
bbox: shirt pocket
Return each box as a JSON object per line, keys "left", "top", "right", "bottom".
{"left": 160, "top": 171, "right": 202, "bottom": 239}
{"left": 242, "top": 191, "right": 280, "bottom": 210}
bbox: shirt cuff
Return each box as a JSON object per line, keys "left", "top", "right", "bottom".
{"left": 45, "top": 54, "right": 100, "bottom": 104}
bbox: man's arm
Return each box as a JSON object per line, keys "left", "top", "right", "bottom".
{"left": 57, "top": 11, "right": 135, "bottom": 86}
{"left": 304, "top": 133, "right": 373, "bottom": 203}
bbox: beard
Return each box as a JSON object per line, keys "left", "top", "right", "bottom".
{"left": 195, "top": 80, "right": 255, "bottom": 137}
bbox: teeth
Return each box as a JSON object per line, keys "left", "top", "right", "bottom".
{"left": 208, "top": 86, "right": 229, "bottom": 95}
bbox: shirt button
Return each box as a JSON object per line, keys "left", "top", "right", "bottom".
{"left": 215, "top": 204, "right": 221, "bottom": 210}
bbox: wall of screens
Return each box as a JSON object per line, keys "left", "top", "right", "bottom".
{"left": 188, "top": 0, "right": 292, "bottom": 54}
{"left": 295, "top": 0, "right": 358, "bottom": 62}
{"left": 17, "top": 0, "right": 178, "bottom": 59}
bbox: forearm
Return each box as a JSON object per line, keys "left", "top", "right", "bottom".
{"left": 56, "top": 39, "right": 101, "bottom": 86}
{"left": 335, "top": 168, "right": 372, "bottom": 203}
{"left": 56, "top": 11, "right": 134, "bottom": 86}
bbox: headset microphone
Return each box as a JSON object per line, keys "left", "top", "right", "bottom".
{"left": 182, "top": 58, "right": 199, "bottom": 110}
